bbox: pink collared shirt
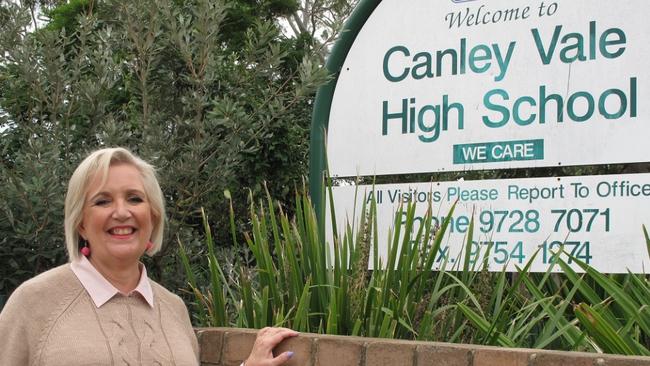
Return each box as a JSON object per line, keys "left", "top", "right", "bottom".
{"left": 70, "top": 255, "right": 154, "bottom": 308}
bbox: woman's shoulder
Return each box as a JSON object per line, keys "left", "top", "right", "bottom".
{"left": 2, "top": 263, "right": 83, "bottom": 322}
{"left": 148, "top": 279, "right": 194, "bottom": 328}
{"left": 149, "top": 278, "right": 185, "bottom": 308}
{"left": 17, "top": 263, "right": 78, "bottom": 293}
{"left": 8, "top": 264, "right": 82, "bottom": 308}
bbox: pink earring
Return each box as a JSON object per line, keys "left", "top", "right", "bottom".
{"left": 81, "top": 244, "right": 90, "bottom": 257}
{"left": 146, "top": 241, "right": 153, "bottom": 251}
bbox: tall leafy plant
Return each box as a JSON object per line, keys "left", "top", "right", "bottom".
{"left": 181, "top": 190, "right": 650, "bottom": 355}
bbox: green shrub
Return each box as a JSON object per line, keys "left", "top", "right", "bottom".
{"left": 0, "top": 0, "right": 328, "bottom": 300}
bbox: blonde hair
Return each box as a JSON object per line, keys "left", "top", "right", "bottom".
{"left": 64, "top": 147, "right": 165, "bottom": 262}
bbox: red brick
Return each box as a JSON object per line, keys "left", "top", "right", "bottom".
{"left": 222, "top": 330, "right": 257, "bottom": 366}
{"left": 315, "top": 337, "right": 364, "bottom": 366}
{"left": 595, "top": 355, "right": 650, "bottom": 366}
{"left": 365, "top": 341, "right": 415, "bottom": 366}
{"left": 417, "top": 344, "right": 470, "bottom": 366}
{"left": 273, "top": 335, "right": 313, "bottom": 366}
{"left": 197, "top": 329, "right": 225, "bottom": 364}
{"left": 530, "top": 352, "right": 592, "bottom": 366}
{"left": 473, "top": 348, "right": 529, "bottom": 366}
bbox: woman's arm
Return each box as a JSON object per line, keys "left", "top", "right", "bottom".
{"left": 0, "top": 287, "right": 31, "bottom": 365}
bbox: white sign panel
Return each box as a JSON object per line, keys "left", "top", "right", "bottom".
{"left": 327, "top": 0, "right": 650, "bottom": 176}
{"left": 327, "top": 173, "right": 650, "bottom": 273}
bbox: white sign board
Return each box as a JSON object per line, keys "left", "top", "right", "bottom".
{"left": 327, "top": 173, "right": 650, "bottom": 273}
{"left": 327, "top": 0, "right": 650, "bottom": 176}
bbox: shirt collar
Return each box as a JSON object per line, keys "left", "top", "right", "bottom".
{"left": 71, "top": 255, "right": 154, "bottom": 308}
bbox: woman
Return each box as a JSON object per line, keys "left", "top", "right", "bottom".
{"left": 0, "top": 147, "right": 296, "bottom": 365}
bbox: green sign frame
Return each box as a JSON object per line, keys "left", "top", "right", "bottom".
{"left": 309, "top": 0, "right": 381, "bottom": 228}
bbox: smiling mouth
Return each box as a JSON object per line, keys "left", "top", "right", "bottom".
{"left": 108, "top": 227, "right": 136, "bottom": 235}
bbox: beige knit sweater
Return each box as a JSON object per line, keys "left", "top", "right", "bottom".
{"left": 0, "top": 264, "right": 199, "bottom": 366}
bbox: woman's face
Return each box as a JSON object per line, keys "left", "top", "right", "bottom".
{"left": 78, "top": 163, "right": 154, "bottom": 266}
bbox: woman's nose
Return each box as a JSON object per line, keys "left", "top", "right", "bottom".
{"left": 112, "top": 199, "right": 132, "bottom": 219}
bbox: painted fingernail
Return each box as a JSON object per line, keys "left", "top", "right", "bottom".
{"left": 287, "top": 351, "right": 294, "bottom": 358}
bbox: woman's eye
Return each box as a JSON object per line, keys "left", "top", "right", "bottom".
{"left": 93, "top": 199, "right": 110, "bottom": 206}
{"left": 128, "top": 196, "right": 144, "bottom": 203}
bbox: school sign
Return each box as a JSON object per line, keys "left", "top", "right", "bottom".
{"left": 309, "top": 0, "right": 650, "bottom": 273}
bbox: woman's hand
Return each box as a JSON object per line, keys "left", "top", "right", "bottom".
{"left": 243, "top": 327, "right": 299, "bottom": 366}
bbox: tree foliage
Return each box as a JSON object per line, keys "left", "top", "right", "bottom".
{"left": 283, "top": 0, "right": 360, "bottom": 60}
{"left": 0, "top": 0, "right": 330, "bottom": 298}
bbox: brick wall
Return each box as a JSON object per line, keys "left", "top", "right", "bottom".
{"left": 196, "top": 327, "right": 650, "bottom": 366}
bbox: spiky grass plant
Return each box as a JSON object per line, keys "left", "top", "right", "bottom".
{"left": 180, "top": 191, "right": 650, "bottom": 355}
